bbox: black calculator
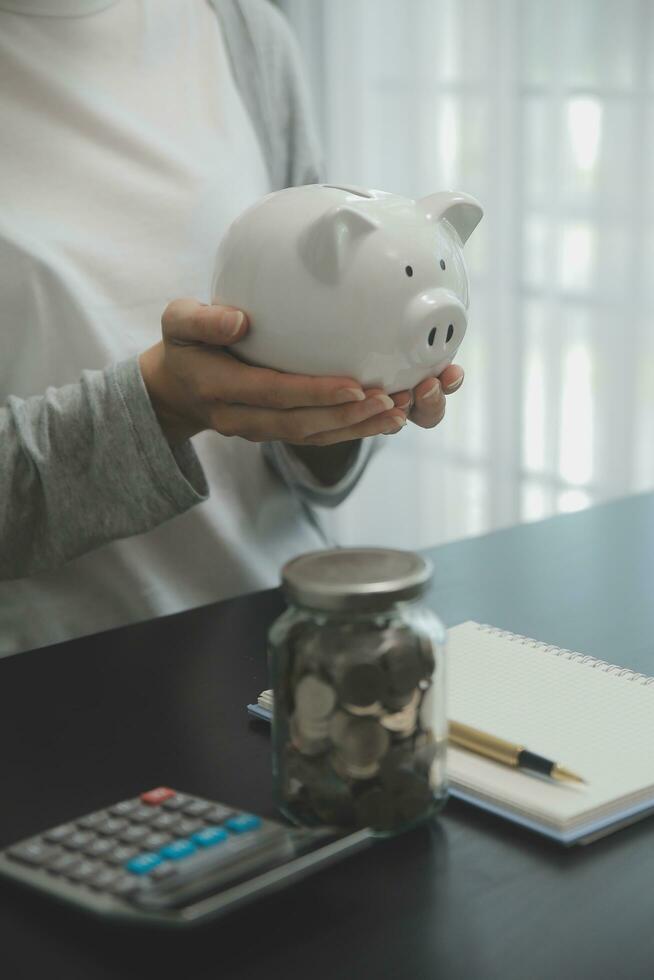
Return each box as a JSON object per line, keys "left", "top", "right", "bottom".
{"left": 0, "top": 787, "right": 371, "bottom": 927}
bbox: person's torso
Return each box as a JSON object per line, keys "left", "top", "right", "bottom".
{"left": 0, "top": 0, "right": 322, "bottom": 655}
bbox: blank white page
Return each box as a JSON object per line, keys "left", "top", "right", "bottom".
{"left": 445, "top": 622, "right": 654, "bottom": 829}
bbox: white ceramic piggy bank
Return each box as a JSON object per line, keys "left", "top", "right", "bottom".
{"left": 211, "top": 183, "right": 483, "bottom": 393}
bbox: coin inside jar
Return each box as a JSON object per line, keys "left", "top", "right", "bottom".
{"left": 309, "top": 787, "right": 356, "bottom": 827}
{"left": 330, "top": 751, "right": 381, "bottom": 782}
{"left": 295, "top": 674, "right": 336, "bottom": 719}
{"left": 354, "top": 786, "right": 397, "bottom": 831}
{"left": 382, "top": 644, "right": 426, "bottom": 699}
{"left": 342, "top": 701, "right": 384, "bottom": 717}
{"left": 328, "top": 710, "right": 351, "bottom": 745}
{"left": 381, "top": 768, "right": 435, "bottom": 822}
{"left": 333, "top": 716, "right": 390, "bottom": 773}
{"left": 337, "top": 661, "right": 387, "bottom": 707}
{"left": 380, "top": 689, "right": 420, "bottom": 735}
{"left": 290, "top": 714, "right": 331, "bottom": 756}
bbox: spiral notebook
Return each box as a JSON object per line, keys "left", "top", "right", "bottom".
{"left": 444, "top": 621, "right": 654, "bottom": 844}
{"left": 249, "top": 621, "right": 654, "bottom": 845}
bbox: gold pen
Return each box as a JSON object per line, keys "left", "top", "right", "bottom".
{"left": 448, "top": 721, "right": 586, "bottom": 784}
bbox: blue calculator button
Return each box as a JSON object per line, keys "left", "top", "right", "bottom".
{"left": 126, "top": 852, "right": 162, "bottom": 875}
{"left": 225, "top": 813, "right": 261, "bottom": 834}
{"left": 159, "top": 839, "right": 196, "bottom": 861}
{"left": 191, "top": 826, "right": 228, "bottom": 848}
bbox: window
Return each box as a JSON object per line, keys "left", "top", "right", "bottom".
{"left": 281, "top": 0, "right": 654, "bottom": 547}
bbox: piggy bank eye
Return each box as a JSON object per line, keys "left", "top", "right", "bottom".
{"left": 440, "top": 259, "right": 446, "bottom": 270}
{"left": 405, "top": 265, "right": 413, "bottom": 277}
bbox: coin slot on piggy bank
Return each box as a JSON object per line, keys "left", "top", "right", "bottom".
{"left": 268, "top": 549, "right": 447, "bottom": 835}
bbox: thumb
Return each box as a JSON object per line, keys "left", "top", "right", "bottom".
{"left": 162, "top": 297, "right": 248, "bottom": 346}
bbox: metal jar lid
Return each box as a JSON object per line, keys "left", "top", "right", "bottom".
{"left": 281, "top": 548, "right": 433, "bottom": 613}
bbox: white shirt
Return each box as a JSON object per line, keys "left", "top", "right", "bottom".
{"left": 0, "top": 0, "right": 329, "bottom": 653}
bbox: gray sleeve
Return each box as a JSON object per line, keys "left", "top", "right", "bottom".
{"left": 0, "top": 356, "right": 208, "bottom": 581}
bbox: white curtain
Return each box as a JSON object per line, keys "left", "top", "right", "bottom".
{"left": 281, "top": 0, "right": 654, "bottom": 550}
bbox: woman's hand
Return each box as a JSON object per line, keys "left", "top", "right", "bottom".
{"left": 394, "top": 363, "right": 465, "bottom": 431}
{"left": 139, "top": 299, "right": 409, "bottom": 447}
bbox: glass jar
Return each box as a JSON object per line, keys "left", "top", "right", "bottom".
{"left": 268, "top": 548, "right": 447, "bottom": 835}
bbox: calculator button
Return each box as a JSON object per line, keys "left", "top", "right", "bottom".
{"left": 182, "top": 799, "right": 212, "bottom": 818}
{"left": 84, "top": 837, "right": 114, "bottom": 859}
{"left": 43, "top": 824, "right": 76, "bottom": 844}
{"left": 42, "top": 846, "right": 67, "bottom": 867}
{"left": 77, "top": 812, "right": 107, "bottom": 830}
{"left": 118, "top": 825, "right": 150, "bottom": 845}
{"left": 127, "top": 805, "right": 158, "bottom": 824}
{"left": 48, "top": 852, "right": 81, "bottom": 876}
{"left": 7, "top": 840, "right": 58, "bottom": 867}
{"left": 95, "top": 817, "right": 128, "bottom": 836}
{"left": 191, "top": 826, "right": 228, "bottom": 848}
{"left": 108, "top": 799, "right": 139, "bottom": 817}
{"left": 161, "top": 793, "right": 190, "bottom": 811}
{"left": 203, "top": 804, "right": 234, "bottom": 824}
{"left": 142, "top": 832, "right": 172, "bottom": 851}
{"left": 224, "top": 814, "right": 262, "bottom": 834}
{"left": 175, "top": 818, "right": 204, "bottom": 837}
{"left": 140, "top": 787, "right": 175, "bottom": 806}
{"left": 126, "top": 853, "right": 162, "bottom": 875}
{"left": 66, "top": 860, "right": 101, "bottom": 883}
{"left": 62, "top": 831, "right": 95, "bottom": 851}
{"left": 159, "top": 839, "right": 196, "bottom": 861}
{"left": 110, "top": 874, "right": 142, "bottom": 896}
{"left": 88, "top": 867, "right": 120, "bottom": 891}
{"left": 106, "top": 845, "right": 139, "bottom": 866}
{"left": 151, "top": 812, "right": 180, "bottom": 832}
{"left": 149, "top": 862, "right": 177, "bottom": 882}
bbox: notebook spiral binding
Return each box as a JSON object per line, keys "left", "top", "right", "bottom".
{"left": 477, "top": 624, "right": 654, "bottom": 687}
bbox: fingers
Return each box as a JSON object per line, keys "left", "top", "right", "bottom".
{"left": 210, "top": 392, "right": 407, "bottom": 444}
{"left": 438, "top": 364, "right": 464, "bottom": 394}
{"left": 304, "top": 411, "right": 407, "bottom": 446}
{"left": 177, "top": 345, "right": 368, "bottom": 410}
{"left": 408, "top": 365, "right": 464, "bottom": 429}
{"left": 391, "top": 390, "right": 413, "bottom": 412}
{"left": 231, "top": 362, "right": 368, "bottom": 409}
{"left": 410, "top": 377, "right": 447, "bottom": 429}
{"left": 162, "top": 298, "right": 248, "bottom": 346}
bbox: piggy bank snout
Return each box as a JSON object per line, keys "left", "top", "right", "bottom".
{"left": 407, "top": 290, "right": 467, "bottom": 365}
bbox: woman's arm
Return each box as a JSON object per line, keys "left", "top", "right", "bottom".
{"left": 2, "top": 298, "right": 405, "bottom": 581}
{"left": 0, "top": 357, "right": 207, "bottom": 581}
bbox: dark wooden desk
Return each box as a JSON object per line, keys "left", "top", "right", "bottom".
{"left": 2, "top": 493, "right": 654, "bottom": 980}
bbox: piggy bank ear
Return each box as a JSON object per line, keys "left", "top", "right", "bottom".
{"left": 299, "top": 206, "right": 379, "bottom": 283}
{"left": 417, "top": 191, "right": 483, "bottom": 245}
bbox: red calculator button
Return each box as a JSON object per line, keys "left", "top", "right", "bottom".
{"left": 140, "top": 787, "right": 175, "bottom": 806}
